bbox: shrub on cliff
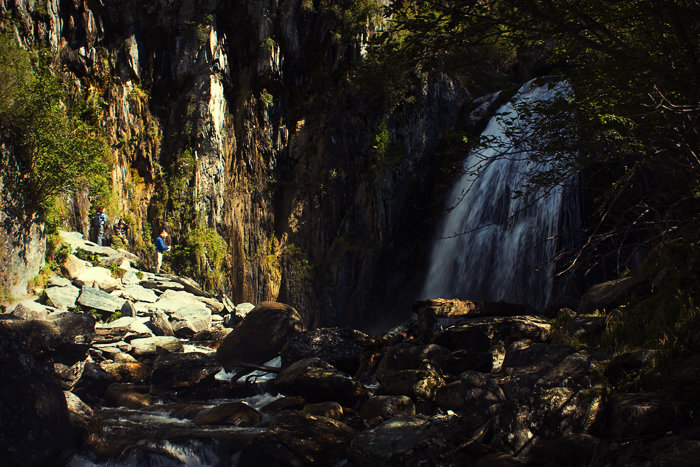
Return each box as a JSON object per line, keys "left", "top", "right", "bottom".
{"left": 0, "top": 33, "right": 111, "bottom": 221}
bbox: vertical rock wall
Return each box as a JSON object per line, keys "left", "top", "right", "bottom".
{"left": 0, "top": 0, "right": 471, "bottom": 328}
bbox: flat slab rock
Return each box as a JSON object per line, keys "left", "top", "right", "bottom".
{"left": 78, "top": 286, "right": 124, "bottom": 313}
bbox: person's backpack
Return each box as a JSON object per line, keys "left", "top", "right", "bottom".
{"left": 91, "top": 212, "right": 103, "bottom": 229}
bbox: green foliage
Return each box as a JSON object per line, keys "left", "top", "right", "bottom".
{"left": 370, "top": 119, "right": 403, "bottom": 172}
{"left": 0, "top": 33, "right": 112, "bottom": 217}
{"left": 260, "top": 89, "right": 274, "bottom": 107}
{"left": 74, "top": 248, "right": 101, "bottom": 267}
{"left": 170, "top": 227, "right": 227, "bottom": 293}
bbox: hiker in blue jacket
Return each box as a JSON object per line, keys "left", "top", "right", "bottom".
{"left": 154, "top": 229, "right": 171, "bottom": 274}
{"left": 91, "top": 207, "right": 108, "bottom": 246}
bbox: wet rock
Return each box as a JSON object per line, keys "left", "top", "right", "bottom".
{"left": 149, "top": 310, "right": 174, "bottom": 336}
{"left": 193, "top": 401, "right": 262, "bottom": 426}
{"left": 348, "top": 416, "right": 434, "bottom": 465}
{"left": 610, "top": 393, "right": 675, "bottom": 439}
{"left": 303, "top": 401, "right": 344, "bottom": 419}
{"left": 77, "top": 285, "right": 124, "bottom": 313}
{"left": 99, "top": 361, "right": 151, "bottom": 383}
{"left": 360, "top": 395, "right": 416, "bottom": 426}
{"left": 0, "top": 331, "right": 76, "bottom": 466}
{"left": 375, "top": 342, "right": 451, "bottom": 382}
{"left": 129, "top": 336, "right": 183, "bottom": 357}
{"left": 434, "top": 315, "right": 551, "bottom": 352}
{"left": 217, "top": 301, "right": 306, "bottom": 370}
{"left": 378, "top": 368, "right": 445, "bottom": 401}
{"left": 105, "top": 383, "right": 152, "bottom": 409}
{"left": 73, "top": 360, "right": 117, "bottom": 404}
{"left": 281, "top": 327, "right": 368, "bottom": 375}
{"left": 150, "top": 352, "right": 221, "bottom": 391}
{"left": 272, "top": 357, "right": 367, "bottom": 405}
{"left": 435, "top": 370, "right": 505, "bottom": 414}
{"left": 45, "top": 284, "right": 80, "bottom": 310}
{"left": 64, "top": 391, "right": 101, "bottom": 444}
{"left": 238, "top": 411, "right": 357, "bottom": 467}
{"left": 260, "top": 395, "right": 306, "bottom": 413}
{"left": 74, "top": 267, "right": 121, "bottom": 292}
{"left": 578, "top": 276, "right": 647, "bottom": 315}
{"left": 445, "top": 344, "right": 507, "bottom": 374}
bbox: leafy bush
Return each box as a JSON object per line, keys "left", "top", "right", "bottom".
{"left": 170, "top": 227, "right": 227, "bottom": 293}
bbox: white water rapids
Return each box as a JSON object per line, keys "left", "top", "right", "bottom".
{"left": 422, "top": 79, "right": 578, "bottom": 310}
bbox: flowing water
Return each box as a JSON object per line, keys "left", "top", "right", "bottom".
{"left": 422, "top": 79, "right": 579, "bottom": 310}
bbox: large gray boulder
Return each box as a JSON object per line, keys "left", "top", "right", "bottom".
{"left": 217, "top": 301, "right": 306, "bottom": 370}
{"left": 45, "top": 284, "right": 80, "bottom": 310}
{"left": 74, "top": 267, "right": 121, "bottom": 292}
{"left": 77, "top": 286, "right": 124, "bottom": 313}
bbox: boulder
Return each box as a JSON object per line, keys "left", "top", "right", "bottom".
{"left": 99, "top": 362, "right": 150, "bottom": 383}
{"left": 47, "top": 276, "right": 73, "bottom": 288}
{"left": 98, "top": 316, "right": 153, "bottom": 335}
{"left": 434, "top": 315, "right": 551, "bottom": 352}
{"left": 99, "top": 254, "right": 131, "bottom": 270}
{"left": 105, "top": 383, "right": 152, "bottom": 409}
{"left": 0, "top": 331, "right": 76, "bottom": 466}
{"left": 193, "top": 401, "right": 262, "bottom": 426}
{"left": 64, "top": 391, "right": 101, "bottom": 445}
{"left": 281, "top": 327, "right": 368, "bottom": 375}
{"left": 375, "top": 343, "right": 451, "bottom": 383}
{"left": 217, "top": 301, "right": 306, "bottom": 370}
{"left": 272, "top": 357, "right": 367, "bottom": 405}
{"left": 120, "top": 270, "right": 142, "bottom": 285}
{"left": 578, "top": 276, "right": 647, "bottom": 315}
{"left": 74, "top": 267, "right": 121, "bottom": 292}
{"left": 360, "top": 395, "right": 416, "bottom": 426}
{"left": 77, "top": 285, "right": 124, "bottom": 313}
{"left": 378, "top": 368, "right": 445, "bottom": 401}
{"left": 238, "top": 410, "right": 357, "bottom": 467}
{"left": 303, "top": 401, "right": 344, "bottom": 419}
{"left": 129, "top": 336, "right": 183, "bottom": 357}
{"left": 9, "top": 299, "right": 53, "bottom": 320}
{"left": 610, "top": 393, "right": 675, "bottom": 439}
{"left": 62, "top": 254, "right": 91, "bottom": 280}
{"left": 113, "top": 284, "right": 158, "bottom": 303}
{"left": 150, "top": 351, "right": 221, "bottom": 391}
{"left": 54, "top": 358, "right": 87, "bottom": 390}
{"left": 198, "top": 296, "right": 225, "bottom": 314}
{"left": 414, "top": 298, "right": 533, "bottom": 319}
{"left": 234, "top": 302, "right": 256, "bottom": 319}
{"left": 173, "top": 276, "right": 210, "bottom": 297}
{"left": 605, "top": 349, "right": 664, "bottom": 385}
{"left": 169, "top": 308, "right": 212, "bottom": 338}
{"left": 348, "top": 416, "right": 434, "bottom": 466}
{"left": 435, "top": 371, "right": 505, "bottom": 415}
{"left": 149, "top": 310, "right": 174, "bottom": 336}
{"left": 45, "top": 284, "right": 80, "bottom": 310}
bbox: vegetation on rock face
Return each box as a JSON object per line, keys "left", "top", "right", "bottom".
{"left": 0, "top": 33, "right": 112, "bottom": 226}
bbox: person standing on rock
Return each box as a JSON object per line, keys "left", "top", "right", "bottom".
{"left": 154, "top": 229, "right": 171, "bottom": 275}
{"left": 91, "top": 206, "right": 108, "bottom": 246}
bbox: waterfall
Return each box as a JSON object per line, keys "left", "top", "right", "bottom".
{"left": 422, "top": 79, "right": 578, "bottom": 310}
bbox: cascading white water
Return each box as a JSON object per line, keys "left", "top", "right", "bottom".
{"left": 422, "top": 79, "right": 577, "bottom": 310}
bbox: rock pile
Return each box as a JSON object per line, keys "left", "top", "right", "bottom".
{"left": 0, "top": 231, "right": 695, "bottom": 466}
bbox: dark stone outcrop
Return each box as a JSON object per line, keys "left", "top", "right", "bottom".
{"left": 216, "top": 301, "right": 306, "bottom": 370}
{"left": 0, "top": 329, "right": 76, "bottom": 466}
{"left": 272, "top": 357, "right": 367, "bottom": 406}
{"left": 281, "top": 327, "right": 368, "bottom": 375}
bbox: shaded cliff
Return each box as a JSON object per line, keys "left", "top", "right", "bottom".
{"left": 1, "top": 0, "right": 477, "bottom": 328}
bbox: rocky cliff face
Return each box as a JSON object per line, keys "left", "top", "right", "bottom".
{"left": 1, "top": 0, "right": 471, "bottom": 328}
